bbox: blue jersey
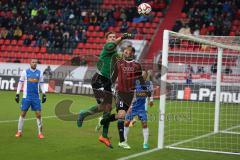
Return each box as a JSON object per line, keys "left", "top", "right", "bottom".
{"left": 131, "top": 80, "right": 153, "bottom": 111}
{"left": 18, "top": 68, "right": 44, "bottom": 99}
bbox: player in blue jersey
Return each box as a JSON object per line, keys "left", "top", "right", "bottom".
{"left": 124, "top": 70, "right": 154, "bottom": 149}
{"left": 15, "top": 59, "right": 47, "bottom": 139}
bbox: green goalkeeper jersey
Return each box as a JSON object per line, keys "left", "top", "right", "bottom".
{"left": 97, "top": 42, "right": 118, "bottom": 79}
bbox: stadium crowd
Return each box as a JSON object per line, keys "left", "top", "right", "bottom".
{"left": 0, "top": 0, "right": 166, "bottom": 53}
{"left": 173, "top": 0, "right": 240, "bottom": 36}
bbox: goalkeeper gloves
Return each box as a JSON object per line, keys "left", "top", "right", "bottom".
{"left": 122, "top": 33, "right": 134, "bottom": 39}
{"left": 15, "top": 94, "right": 20, "bottom": 103}
{"left": 42, "top": 94, "right": 47, "bottom": 103}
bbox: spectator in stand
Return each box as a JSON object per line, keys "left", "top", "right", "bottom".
{"left": 81, "top": 29, "right": 87, "bottom": 43}
{"left": 23, "top": 35, "right": 32, "bottom": 46}
{"left": 186, "top": 64, "right": 194, "bottom": 73}
{"left": 108, "top": 16, "right": 116, "bottom": 27}
{"left": 211, "top": 60, "right": 217, "bottom": 74}
{"left": 120, "top": 9, "right": 127, "bottom": 21}
{"left": 120, "top": 20, "right": 129, "bottom": 33}
{"left": 7, "top": 27, "right": 14, "bottom": 40}
{"left": 113, "top": 7, "right": 121, "bottom": 21}
{"left": 186, "top": 73, "right": 193, "bottom": 84}
{"left": 89, "top": 12, "right": 98, "bottom": 26}
{"left": 172, "top": 20, "right": 183, "bottom": 32}
{"left": 193, "top": 25, "right": 200, "bottom": 36}
{"left": 0, "top": 27, "right": 8, "bottom": 39}
{"left": 100, "top": 17, "right": 109, "bottom": 32}
{"left": 80, "top": 56, "right": 87, "bottom": 66}
{"left": 35, "top": 35, "right": 45, "bottom": 47}
{"left": 43, "top": 66, "right": 53, "bottom": 79}
{"left": 13, "top": 26, "right": 23, "bottom": 39}
{"left": 152, "top": 0, "right": 167, "bottom": 12}
{"left": 225, "top": 65, "right": 232, "bottom": 74}
{"left": 179, "top": 23, "right": 191, "bottom": 35}
{"left": 200, "top": 24, "right": 208, "bottom": 35}
{"left": 197, "top": 66, "right": 205, "bottom": 73}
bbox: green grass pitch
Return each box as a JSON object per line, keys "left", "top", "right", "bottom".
{"left": 0, "top": 91, "right": 239, "bottom": 160}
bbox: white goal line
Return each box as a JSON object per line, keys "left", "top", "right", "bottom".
{"left": 167, "top": 124, "right": 240, "bottom": 148}
{"left": 165, "top": 124, "right": 240, "bottom": 155}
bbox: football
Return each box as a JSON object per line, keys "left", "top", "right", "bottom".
{"left": 137, "top": 3, "right": 152, "bottom": 15}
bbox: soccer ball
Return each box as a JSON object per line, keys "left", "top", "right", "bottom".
{"left": 137, "top": 3, "right": 152, "bottom": 15}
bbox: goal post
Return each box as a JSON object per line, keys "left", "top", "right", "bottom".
{"left": 158, "top": 30, "right": 240, "bottom": 155}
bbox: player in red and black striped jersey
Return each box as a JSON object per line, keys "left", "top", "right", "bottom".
{"left": 97, "top": 45, "right": 148, "bottom": 149}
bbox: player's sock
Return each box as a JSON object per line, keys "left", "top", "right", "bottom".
{"left": 36, "top": 118, "right": 43, "bottom": 134}
{"left": 143, "top": 128, "right": 149, "bottom": 144}
{"left": 101, "top": 112, "right": 110, "bottom": 138}
{"left": 109, "top": 114, "right": 117, "bottom": 122}
{"left": 102, "top": 122, "right": 110, "bottom": 138}
{"left": 118, "top": 120, "right": 125, "bottom": 143}
{"left": 17, "top": 116, "right": 25, "bottom": 132}
{"left": 124, "top": 126, "right": 129, "bottom": 142}
{"left": 81, "top": 105, "right": 99, "bottom": 118}
{"left": 100, "top": 113, "right": 116, "bottom": 125}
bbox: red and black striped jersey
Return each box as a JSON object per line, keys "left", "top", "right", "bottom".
{"left": 112, "top": 59, "right": 143, "bottom": 92}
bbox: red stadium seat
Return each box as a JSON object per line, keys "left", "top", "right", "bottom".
{"left": 1, "top": 45, "right": 6, "bottom": 51}
{"left": 85, "top": 43, "right": 92, "bottom": 49}
{"left": 98, "top": 32, "right": 104, "bottom": 37}
{"left": 88, "top": 25, "right": 95, "bottom": 31}
{"left": 77, "top": 43, "right": 85, "bottom": 48}
{"left": 40, "top": 47, "right": 46, "bottom": 53}
{"left": 4, "top": 39, "right": 10, "bottom": 45}
{"left": 12, "top": 46, "right": 18, "bottom": 52}
{"left": 6, "top": 45, "right": 13, "bottom": 51}
{"left": 73, "top": 49, "right": 81, "bottom": 55}
{"left": 153, "top": 17, "right": 161, "bottom": 23}
{"left": 26, "top": 46, "right": 33, "bottom": 52}
{"left": 17, "top": 40, "right": 23, "bottom": 46}
{"left": 94, "top": 26, "right": 100, "bottom": 31}
{"left": 0, "top": 39, "right": 4, "bottom": 45}
{"left": 145, "top": 22, "right": 151, "bottom": 28}
{"left": 156, "top": 12, "right": 163, "bottom": 17}
{"left": 136, "top": 23, "right": 144, "bottom": 28}
{"left": 88, "top": 37, "right": 95, "bottom": 43}
{"left": 20, "top": 46, "right": 27, "bottom": 52}
{"left": 33, "top": 47, "right": 40, "bottom": 53}
{"left": 11, "top": 40, "right": 17, "bottom": 45}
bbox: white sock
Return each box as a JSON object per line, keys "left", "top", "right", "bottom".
{"left": 36, "top": 118, "right": 43, "bottom": 134}
{"left": 143, "top": 128, "right": 149, "bottom": 144}
{"left": 124, "top": 127, "right": 129, "bottom": 142}
{"left": 18, "top": 116, "right": 25, "bottom": 132}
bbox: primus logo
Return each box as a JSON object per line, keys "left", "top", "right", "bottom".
{"left": 177, "top": 87, "right": 240, "bottom": 103}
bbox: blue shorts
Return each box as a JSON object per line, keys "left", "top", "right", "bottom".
{"left": 21, "top": 98, "right": 41, "bottom": 111}
{"left": 125, "top": 109, "right": 147, "bottom": 122}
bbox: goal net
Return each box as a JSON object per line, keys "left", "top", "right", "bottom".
{"left": 158, "top": 30, "right": 240, "bottom": 155}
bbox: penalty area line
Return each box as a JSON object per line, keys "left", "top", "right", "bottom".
{"left": 0, "top": 115, "right": 57, "bottom": 123}
{"left": 0, "top": 114, "right": 99, "bottom": 124}
{"left": 116, "top": 148, "right": 160, "bottom": 160}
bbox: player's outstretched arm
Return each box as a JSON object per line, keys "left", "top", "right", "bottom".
{"left": 42, "top": 94, "right": 47, "bottom": 103}
{"left": 15, "top": 71, "right": 25, "bottom": 103}
{"left": 115, "top": 33, "right": 134, "bottom": 45}
{"left": 40, "top": 73, "right": 46, "bottom": 103}
{"left": 15, "top": 94, "right": 20, "bottom": 103}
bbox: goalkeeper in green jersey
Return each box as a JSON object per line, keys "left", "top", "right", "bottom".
{"left": 77, "top": 31, "right": 133, "bottom": 148}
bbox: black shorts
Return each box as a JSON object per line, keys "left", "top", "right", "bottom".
{"left": 91, "top": 72, "right": 112, "bottom": 104}
{"left": 116, "top": 91, "right": 134, "bottom": 112}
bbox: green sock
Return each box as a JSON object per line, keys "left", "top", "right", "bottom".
{"left": 102, "top": 122, "right": 110, "bottom": 138}
{"left": 102, "top": 112, "right": 111, "bottom": 138}
{"left": 81, "top": 105, "right": 99, "bottom": 118}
